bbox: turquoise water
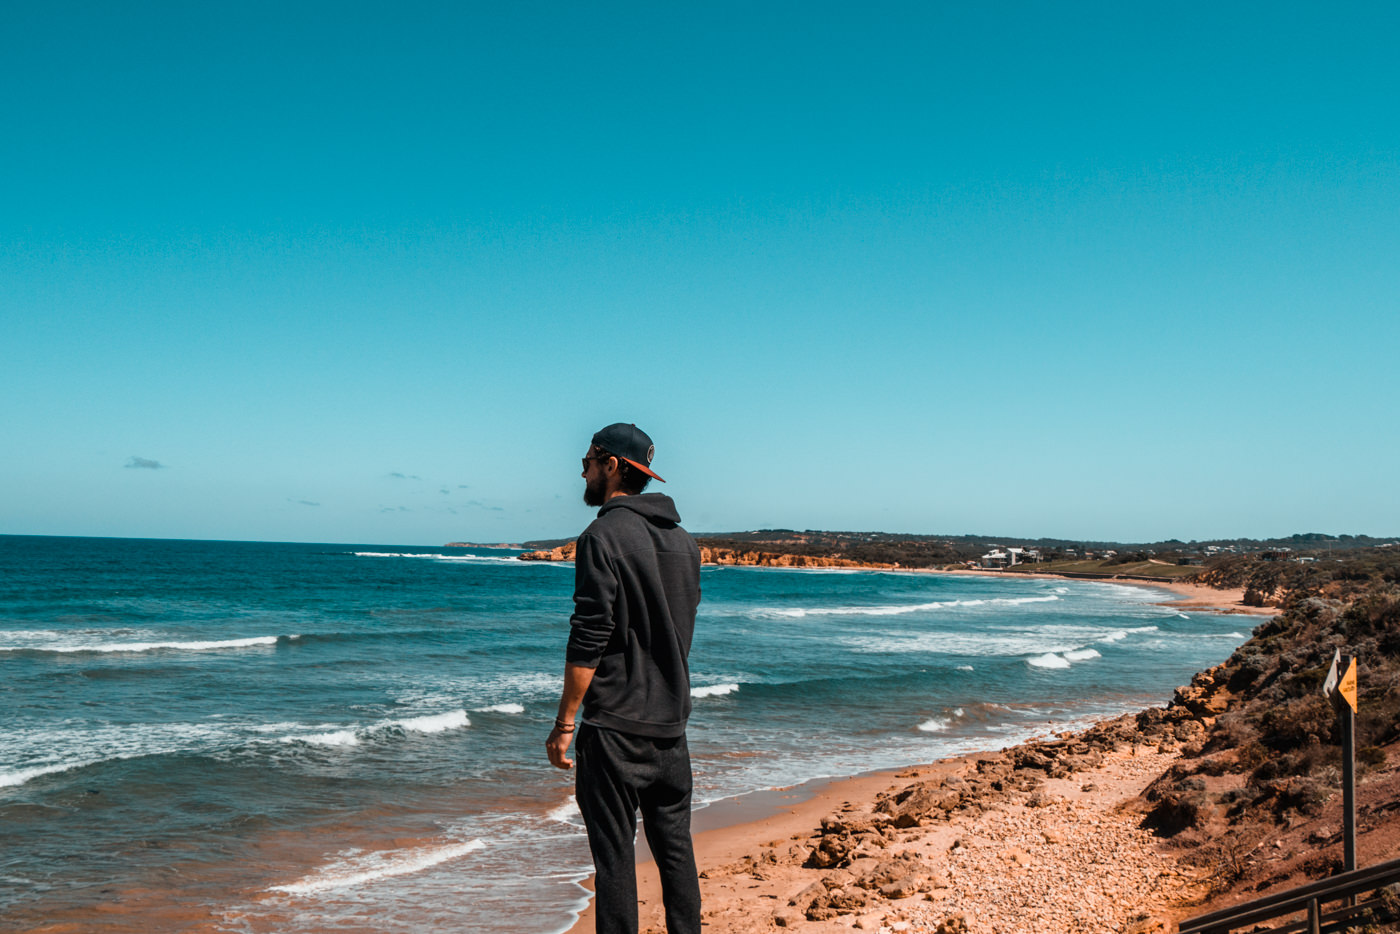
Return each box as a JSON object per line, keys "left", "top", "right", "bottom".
{"left": 0, "top": 535, "right": 1252, "bottom": 932}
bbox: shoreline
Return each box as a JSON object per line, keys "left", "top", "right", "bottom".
{"left": 567, "top": 722, "right": 1199, "bottom": 934}
{"left": 912, "top": 566, "right": 1279, "bottom": 617}
{"left": 565, "top": 575, "right": 1274, "bottom": 933}
{"left": 564, "top": 761, "right": 968, "bottom": 934}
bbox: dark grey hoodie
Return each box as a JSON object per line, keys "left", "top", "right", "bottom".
{"left": 565, "top": 493, "right": 701, "bottom": 738}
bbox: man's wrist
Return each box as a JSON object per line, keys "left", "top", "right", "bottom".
{"left": 553, "top": 716, "right": 576, "bottom": 733}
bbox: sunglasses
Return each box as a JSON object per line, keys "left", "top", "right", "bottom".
{"left": 582, "top": 452, "right": 615, "bottom": 469}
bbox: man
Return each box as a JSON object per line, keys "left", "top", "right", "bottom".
{"left": 546, "top": 422, "right": 702, "bottom": 934}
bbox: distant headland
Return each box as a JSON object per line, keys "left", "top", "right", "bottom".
{"left": 489, "top": 530, "right": 1399, "bottom": 609}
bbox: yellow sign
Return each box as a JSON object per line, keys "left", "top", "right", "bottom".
{"left": 1338, "top": 657, "right": 1358, "bottom": 712}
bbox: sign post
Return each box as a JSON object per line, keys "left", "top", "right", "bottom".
{"left": 1322, "top": 649, "right": 1358, "bottom": 872}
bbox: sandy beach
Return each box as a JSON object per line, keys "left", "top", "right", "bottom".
{"left": 569, "top": 722, "right": 1205, "bottom": 934}
{"left": 919, "top": 569, "right": 1279, "bottom": 619}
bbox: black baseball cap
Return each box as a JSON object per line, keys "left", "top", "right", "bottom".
{"left": 591, "top": 423, "right": 665, "bottom": 482}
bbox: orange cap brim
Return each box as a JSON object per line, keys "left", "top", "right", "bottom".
{"left": 620, "top": 456, "right": 665, "bottom": 482}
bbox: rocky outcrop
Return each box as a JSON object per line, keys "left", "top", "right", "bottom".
{"left": 519, "top": 542, "right": 577, "bottom": 561}
{"left": 699, "top": 547, "right": 894, "bottom": 569}
{"left": 516, "top": 541, "right": 894, "bottom": 570}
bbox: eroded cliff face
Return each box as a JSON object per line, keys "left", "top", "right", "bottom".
{"left": 516, "top": 541, "right": 893, "bottom": 570}
{"left": 519, "top": 542, "right": 577, "bottom": 561}
{"left": 699, "top": 547, "right": 895, "bottom": 570}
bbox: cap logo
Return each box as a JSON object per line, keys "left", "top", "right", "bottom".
{"left": 646, "top": 444, "right": 655, "bottom": 464}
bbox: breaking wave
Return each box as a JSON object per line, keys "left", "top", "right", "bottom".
{"left": 759, "top": 595, "right": 1060, "bottom": 619}
{"left": 692, "top": 683, "right": 740, "bottom": 698}
{"left": 269, "top": 839, "right": 487, "bottom": 895}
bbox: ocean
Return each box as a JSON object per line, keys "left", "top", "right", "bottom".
{"left": 0, "top": 535, "right": 1252, "bottom": 932}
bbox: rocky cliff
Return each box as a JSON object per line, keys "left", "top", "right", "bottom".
{"left": 516, "top": 540, "right": 894, "bottom": 570}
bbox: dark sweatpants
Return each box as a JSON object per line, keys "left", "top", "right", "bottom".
{"left": 575, "top": 724, "right": 701, "bottom": 934}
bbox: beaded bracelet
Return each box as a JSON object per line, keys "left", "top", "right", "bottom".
{"left": 553, "top": 718, "right": 576, "bottom": 733}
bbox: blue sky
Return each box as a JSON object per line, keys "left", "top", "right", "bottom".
{"left": 3, "top": 2, "right": 1397, "bottom": 545}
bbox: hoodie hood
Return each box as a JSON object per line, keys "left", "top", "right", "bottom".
{"left": 597, "top": 492, "right": 682, "bottom": 526}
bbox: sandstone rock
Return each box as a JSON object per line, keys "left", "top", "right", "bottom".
{"left": 935, "top": 913, "right": 968, "bottom": 933}
{"left": 1014, "top": 749, "right": 1054, "bottom": 772}
{"left": 879, "top": 874, "right": 921, "bottom": 899}
{"left": 806, "top": 887, "right": 869, "bottom": 920}
{"left": 821, "top": 815, "right": 879, "bottom": 835}
{"left": 853, "top": 858, "right": 927, "bottom": 891}
{"left": 772, "top": 907, "right": 804, "bottom": 927}
{"left": 804, "top": 834, "right": 855, "bottom": 869}
{"left": 788, "top": 881, "right": 826, "bottom": 906}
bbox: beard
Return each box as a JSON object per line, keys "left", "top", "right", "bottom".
{"left": 583, "top": 474, "right": 607, "bottom": 507}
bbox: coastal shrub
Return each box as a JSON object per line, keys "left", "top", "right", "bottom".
{"left": 1358, "top": 745, "right": 1387, "bottom": 770}
{"left": 1342, "top": 592, "right": 1400, "bottom": 643}
{"left": 1209, "top": 712, "right": 1258, "bottom": 750}
{"left": 1267, "top": 777, "right": 1330, "bottom": 818}
{"left": 1254, "top": 696, "right": 1334, "bottom": 750}
{"left": 1233, "top": 741, "right": 1270, "bottom": 772}
{"left": 1359, "top": 686, "right": 1400, "bottom": 747}
{"left": 1250, "top": 745, "right": 1330, "bottom": 784}
{"left": 1226, "top": 653, "right": 1272, "bottom": 691}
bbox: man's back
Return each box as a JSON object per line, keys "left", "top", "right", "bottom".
{"left": 567, "top": 492, "right": 701, "bottom": 738}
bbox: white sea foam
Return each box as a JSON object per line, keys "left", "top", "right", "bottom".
{"left": 1063, "top": 648, "right": 1102, "bottom": 661}
{"left": 547, "top": 796, "right": 582, "bottom": 823}
{"left": 476, "top": 703, "right": 525, "bottom": 714}
{"left": 841, "top": 621, "right": 1127, "bottom": 657}
{"left": 0, "top": 760, "right": 97, "bottom": 788}
{"left": 956, "top": 665, "right": 974, "bottom": 671}
{"left": 691, "top": 683, "right": 739, "bottom": 698}
{"left": 762, "top": 595, "right": 1059, "bottom": 619}
{"left": 0, "top": 634, "right": 282, "bottom": 654}
{"left": 1177, "top": 613, "right": 1191, "bottom": 619}
{"left": 281, "top": 710, "right": 471, "bottom": 747}
{"left": 918, "top": 718, "right": 950, "bottom": 732}
{"left": 1099, "top": 625, "right": 1159, "bottom": 643}
{"left": 296, "top": 729, "right": 360, "bottom": 747}
{"left": 1, "top": 721, "right": 245, "bottom": 789}
{"left": 394, "top": 710, "right": 470, "bottom": 733}
{"left": 269, "top": 839, "right": 486, "bottom": 895}
{"left": 1027, "top": 653, "right": 1072, "bottom": 669}
{"left": 353, "top": 551, "right": 526, "bottom": 565}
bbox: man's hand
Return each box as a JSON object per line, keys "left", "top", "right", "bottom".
{"left": 547, "top": 663, "right": 595, "bottom": 769}
{"left": 546, "top": 725, "right": 576, "bottom": 769}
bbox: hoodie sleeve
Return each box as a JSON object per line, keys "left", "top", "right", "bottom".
{"left": 565, "top": 532, "right": 617, "bottom": 667}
